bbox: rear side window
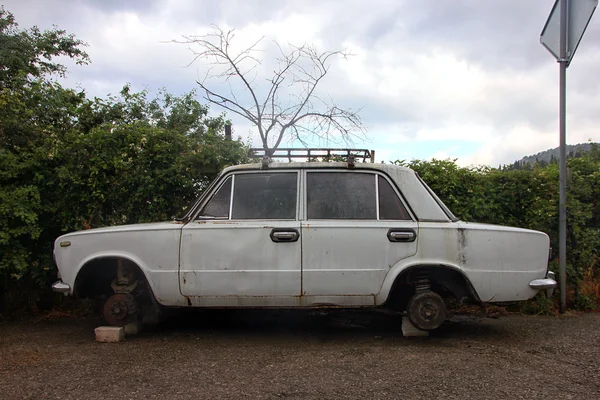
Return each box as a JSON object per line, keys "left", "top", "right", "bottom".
{"left": 378, "top": 176, "right": 411, "bottom": 220}
{"left": 307, "top": 172, "right": 376, "bottom": 219}
{"left": 232, "top": 173, "right": 297, "bottom": 219}
{"left": 306, "top": 172, "right": 412, "bottom": 220}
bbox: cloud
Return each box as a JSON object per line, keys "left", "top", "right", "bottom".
{"left": 3, "top": 0, "right": 599, "bottom": 166}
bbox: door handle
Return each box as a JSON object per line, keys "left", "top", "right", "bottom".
{"left": 387, "top": 229, "right": 416, "bottom": 242}
{"left": 270, "top": 228, "right": 300, "bottom": 243}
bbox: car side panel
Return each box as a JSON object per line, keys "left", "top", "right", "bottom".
{"left": 179, "top": 220, "right": 302, "bottom": 297}
{"left": 301, "top": 221, "right": 418, "bottom": 296}
{"left": 54, "top": 224, "right": 186, "bottom": 306}
{"left": 376, "top": 222, "right": 550, "bottom": 304}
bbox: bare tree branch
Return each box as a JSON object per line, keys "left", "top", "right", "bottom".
{"left": 171, "top": 26, "right": 365, "bottom": 153}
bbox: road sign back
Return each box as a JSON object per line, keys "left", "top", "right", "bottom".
{"left": 541, "top": 0, "right": 598, "bottom": 66}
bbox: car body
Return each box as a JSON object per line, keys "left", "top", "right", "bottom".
{"left": 52, "top": 161, "right": 557, "bottom": 330}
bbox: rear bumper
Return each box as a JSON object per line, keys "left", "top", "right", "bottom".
{"left": 51, "top": 280, "right": 71, "bottom": 294}
{"left": 529, "top": 271, "right": 558, "bottom": 290}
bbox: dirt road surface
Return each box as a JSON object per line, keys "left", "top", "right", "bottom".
{"left": 1, "top": 309, "right": 599, "bottom": 399}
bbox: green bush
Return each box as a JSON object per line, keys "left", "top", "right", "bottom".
{"left": 394, "top": 145, "right": 600, "bottom": 311}
{"left": 0, "top": 8, "right": 248, "bottom": 313}
{"left": 519, "top": 293, "right": 557, "bottom": 316}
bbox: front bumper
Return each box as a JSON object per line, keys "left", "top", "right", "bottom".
{"left": 51, "top": 280, "right": 71, "bottom": 294}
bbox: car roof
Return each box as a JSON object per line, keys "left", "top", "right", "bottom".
{"left": 222, "top": 162, "right": 415, "bottom": 174}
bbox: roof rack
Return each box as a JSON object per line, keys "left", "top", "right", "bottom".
{"left": 249, "top": 148, "right": 376, "bottom": 164}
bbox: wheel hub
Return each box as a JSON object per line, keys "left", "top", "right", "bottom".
{"left": 103, "top": 293, "right": 138, "bottom": 326}
{"left": 420, "top": 302, "right": 438, "bottom": 320}
{"left": 407, "top": 291, "right": 447, "bottom": 331}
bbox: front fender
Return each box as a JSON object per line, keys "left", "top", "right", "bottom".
{"left": 71, "top": 251, "right": 156, "bottom": 295}
{"left": 53, "top": 224, "right": 184, "bottom": 306}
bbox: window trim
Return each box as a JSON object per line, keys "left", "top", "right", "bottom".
{"left": 228, "top": 174, "right": 235, "bottom": 219}
{"left": 303, "top": 169, "right": 415, "bottom": 222}
{"left": 375, "top": 174, "right": 380, "bottom": 220}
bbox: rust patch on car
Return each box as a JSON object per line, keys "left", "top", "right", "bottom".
{"left": 457, "top": 228, "right": 468, "bottom": 248}
{"left": 457, "top": 228, "right": 468, "bottom": 266}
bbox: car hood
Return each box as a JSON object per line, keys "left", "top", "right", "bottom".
{"left": 57, "top": 221, "right": 184, "bottom": 240}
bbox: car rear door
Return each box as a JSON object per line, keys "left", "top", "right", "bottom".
{"left": 301, "top": 170, "right": 418, "bottom": 299}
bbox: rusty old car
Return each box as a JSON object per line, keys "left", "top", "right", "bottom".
{"left": 52, "top": 158, "right": 557, "bottom": 331}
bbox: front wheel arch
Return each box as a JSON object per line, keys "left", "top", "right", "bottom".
{"left": 74, "top": 257, "right": 161, "bottom": 325}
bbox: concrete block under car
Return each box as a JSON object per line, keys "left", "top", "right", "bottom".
{"left": 123, "top": 321, "right": 141, "bottom": 336}
{"left": 402, "top": 317, "right": 429, "bottom": 337}
{"left": 94, "top": 326, "right": 125, "bottom": 342}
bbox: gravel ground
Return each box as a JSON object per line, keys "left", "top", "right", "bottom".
{"left": 0, "top": 309, "right": 599, "bottom": 400}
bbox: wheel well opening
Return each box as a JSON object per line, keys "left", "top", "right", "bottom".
{"left": 74, "top": 258, "right": 118, "bottom": 298}
{"left": 75, "top": 257, "right": 161, "bottom": 325}
{"left": 384, "top": 266, "right": 481, "bottom": 311}
{"left": 74, "top": 258, "right": 147, "bottom": 298}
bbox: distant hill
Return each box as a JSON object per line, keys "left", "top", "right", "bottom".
{"left": 511, "top": 142, "right": 597, "bottom": 168}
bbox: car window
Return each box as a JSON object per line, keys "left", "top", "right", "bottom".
{"left": 307, "top": 172, "right": 376, "bottom": 219}
{"left": 232, "top": 173, "right": 297, "bottom": 219}
{"left": 198, "top": 176, "right": 232, "bottom": 219}
{"left": 378, "top": 175, "right": 411, "bottom": 220}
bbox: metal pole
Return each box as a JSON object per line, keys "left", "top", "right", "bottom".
{"left": 558, "top": 0, "right": 568, "bottom": 313}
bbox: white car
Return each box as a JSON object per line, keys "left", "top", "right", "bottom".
{"left": 52, "top": 161, "right": 557, "bottom": 331}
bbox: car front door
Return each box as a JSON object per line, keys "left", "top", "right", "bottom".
{"left": 301, "top": 170, "right": 418, "bottom": 301}
{"left": 180, "top": 171, "right": 302, "bottom": 301}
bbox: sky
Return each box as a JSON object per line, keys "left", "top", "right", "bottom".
{"left": 4, "top": 0, "right": 600, "bottom": 166}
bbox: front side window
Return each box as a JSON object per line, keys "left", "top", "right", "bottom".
{"left": 307, "top": 172, "right": 376, "bottom": 219}
{"left": 198, "top": 173, "right": 297, "bottom": 220}
{"left": 199, "top": 176, "right": 232, "bottom": 219}
{"left": 232, "top": 173, "right": 297, "bottom": 219}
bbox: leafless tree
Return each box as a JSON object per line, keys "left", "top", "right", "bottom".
{"left": 172, "top": 26, "right": 365, "bottom": 153}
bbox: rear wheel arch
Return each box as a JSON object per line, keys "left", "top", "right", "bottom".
{"left": 383, "top": 264, "right": 482, "bottom": 311}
